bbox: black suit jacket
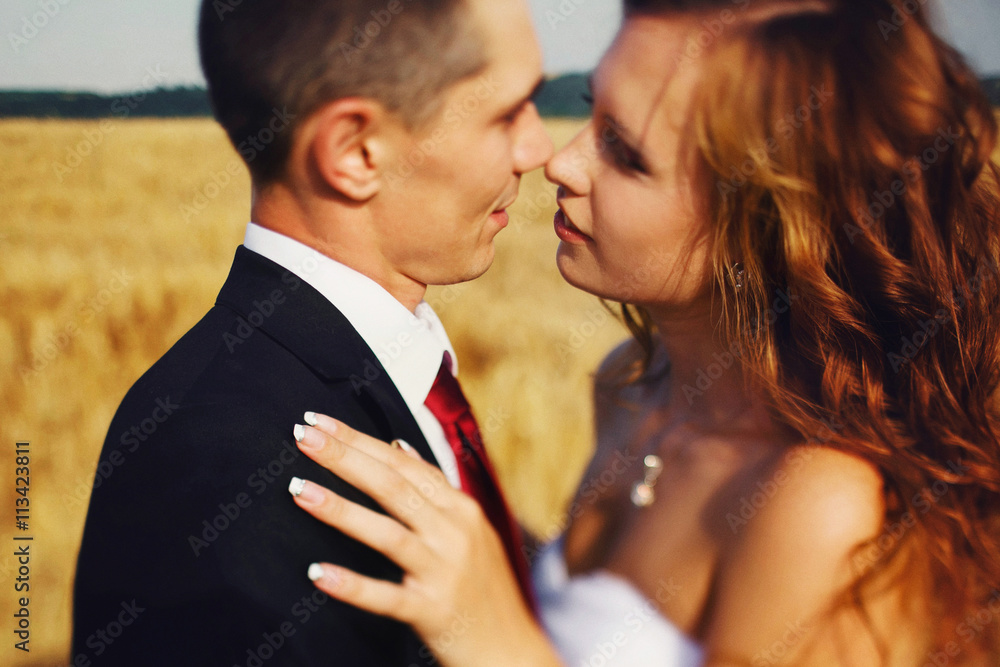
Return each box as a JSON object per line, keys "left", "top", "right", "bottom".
{"left": 73, "top": 247, "right": 441, "bottom": 666}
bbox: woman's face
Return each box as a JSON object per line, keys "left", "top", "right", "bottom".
{"left": 545, "top": 14, "right": 713, "bottom": 312}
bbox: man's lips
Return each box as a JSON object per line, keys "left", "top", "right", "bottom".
{"left": 554, "top": 208, "right": 592, "bottom": 243}
{"left": 490, "top": 207, "right": 510, "bottom": 227}
{"left": 493, "top": 197, "right": 517, "bottom": 214}
{"left": 490, "top": 197, "right": 518, "bottom": 227}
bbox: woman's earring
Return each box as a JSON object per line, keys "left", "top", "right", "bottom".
{"left": 631, "top": 455, "right": 664, "bottom": 508}
{"left": 731, "top": 262, "right": 745, "bottom": 290}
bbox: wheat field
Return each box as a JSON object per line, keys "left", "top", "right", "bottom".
{"left": 0, "top": 117, "right": 625, "bottom": 665}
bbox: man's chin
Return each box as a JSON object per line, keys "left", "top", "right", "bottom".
{"left": 420, "top": 252, "right": 495, "bottom": 291}
{"left": 459, "top": 254, "right": 496, "bottom": 284}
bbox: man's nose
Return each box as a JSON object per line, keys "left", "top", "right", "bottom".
{"left": 514, "top": 102, "right": 554, "bottom": 174}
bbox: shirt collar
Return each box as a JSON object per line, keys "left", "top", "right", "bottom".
{"left": 243, "top": 222, "right": 456, "bottom": 410}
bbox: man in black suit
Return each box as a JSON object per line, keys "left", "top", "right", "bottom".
{"left": 71, "top": 0, "right": 551, "bottom": 663}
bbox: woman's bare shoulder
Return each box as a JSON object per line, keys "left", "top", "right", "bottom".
{"left": 594, "top": 338, "right": 667, "bottom": 398}
{"left": 703, "top": 445, "right": 887, "bottom": 662}
{"left": 595, "top": 338, "right": 644, "bottom": 389}
{"left": 592, "top": 338, "right": 662, "bottom": 430}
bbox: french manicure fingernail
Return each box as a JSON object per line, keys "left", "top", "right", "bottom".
{"left": 304, "top": 411, "right": 318, "bottom": 427}
{"left": 289, "top": 478, "right": 323, "bottom": 506}
{"left": 308, "top": 563, "right": 341, "bottom": 588}
{"left": 293, "top": 424, "right": 306, "bottom": 442}
{"left": 296, "top": 426, "right": 325, "bottom": 451}
{"left": 307, "top": 563, "right": 326, "bottom": 582}
{"left": 395, "top": 439, "right": 422, "bottom": 460}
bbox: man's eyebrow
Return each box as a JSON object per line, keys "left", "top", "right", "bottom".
{"left": 525, "top": 77, "right": 546, "bottom": 105}
{"left": 502, "top": 76, "right": 546, "bottom": 118}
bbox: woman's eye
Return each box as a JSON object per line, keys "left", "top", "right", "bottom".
{"left": 615, "top": 148, "right": 647, "bottom": 173}
{"left": 581, "top": 92, "right": 594, "bottom": 107}
{"left": 600, "top": 125, "right": 647, "bottom": 174}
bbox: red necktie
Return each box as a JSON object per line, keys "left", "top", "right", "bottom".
{"left": 423, "top": 354, "right": 537, "bottom": 614}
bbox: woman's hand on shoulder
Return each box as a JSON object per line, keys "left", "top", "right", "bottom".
{"left": 703, "top": 445, "right": 885, "bottom": 665}
{"left": 288, "top": 413, "right": 563, "bottom": 667}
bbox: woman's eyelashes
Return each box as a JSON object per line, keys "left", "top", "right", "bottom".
{"left": 601, "top": 124, "right": 648, "bottom": 174}
{"left": 581, "top": 92, "right": 649, "bottom": 175}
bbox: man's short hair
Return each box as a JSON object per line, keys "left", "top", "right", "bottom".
{"left": 199, "top": 0, "right": 487, "bottom": 185}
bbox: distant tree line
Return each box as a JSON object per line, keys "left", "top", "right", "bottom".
{"left": 1, "top": 74, "right": 997, "bottom": 120}
{"left": 0, "top": 87, "right": 213, "bottom": 119}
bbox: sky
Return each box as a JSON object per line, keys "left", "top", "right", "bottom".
{"left": 1, "top": 0, "right": 999, "bottom": 93}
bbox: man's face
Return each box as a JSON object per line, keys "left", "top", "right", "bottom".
{"left": 372, "top": 0, "right": 552, "bottom": 289}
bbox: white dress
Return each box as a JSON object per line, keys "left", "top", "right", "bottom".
{"left": 533, "top": 537, "right": 705, "bottom": 667}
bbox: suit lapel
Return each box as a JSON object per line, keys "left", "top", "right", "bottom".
{"left": 359, "top": 380, "right": 438, "bottom": 463}
{"left": 215, "top": 246, "right": 442, "bottom": 467}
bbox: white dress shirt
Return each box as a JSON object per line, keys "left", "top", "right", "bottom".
{"left": 243, "top": 222, "right": 461, "bottom": 488}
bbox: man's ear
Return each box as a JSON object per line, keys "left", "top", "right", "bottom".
{"left": 308, "top": 98, "right": 391, "bottom": 202}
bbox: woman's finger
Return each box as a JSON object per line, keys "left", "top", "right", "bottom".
{"left": 294, "top": 418, "right": 458, "bottom": 513}
{"left": 306, "top": 562, "right": 417, "bottom": 624}
{"left": 289, "top": 477, "right": 431, "bottom": 572}
{"left": 293, "top": 423, "right": 455, "bottom": 528}
{"left": 306, "top": 412, "right": 430, "bottom": 466}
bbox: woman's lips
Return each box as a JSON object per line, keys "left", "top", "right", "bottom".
{"left": 554, "top": 209, "right": 591, "bottom": 243}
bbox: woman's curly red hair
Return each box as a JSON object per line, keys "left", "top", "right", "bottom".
{"left": 622, "top": 0, "right": 1000, "bottom": 658}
